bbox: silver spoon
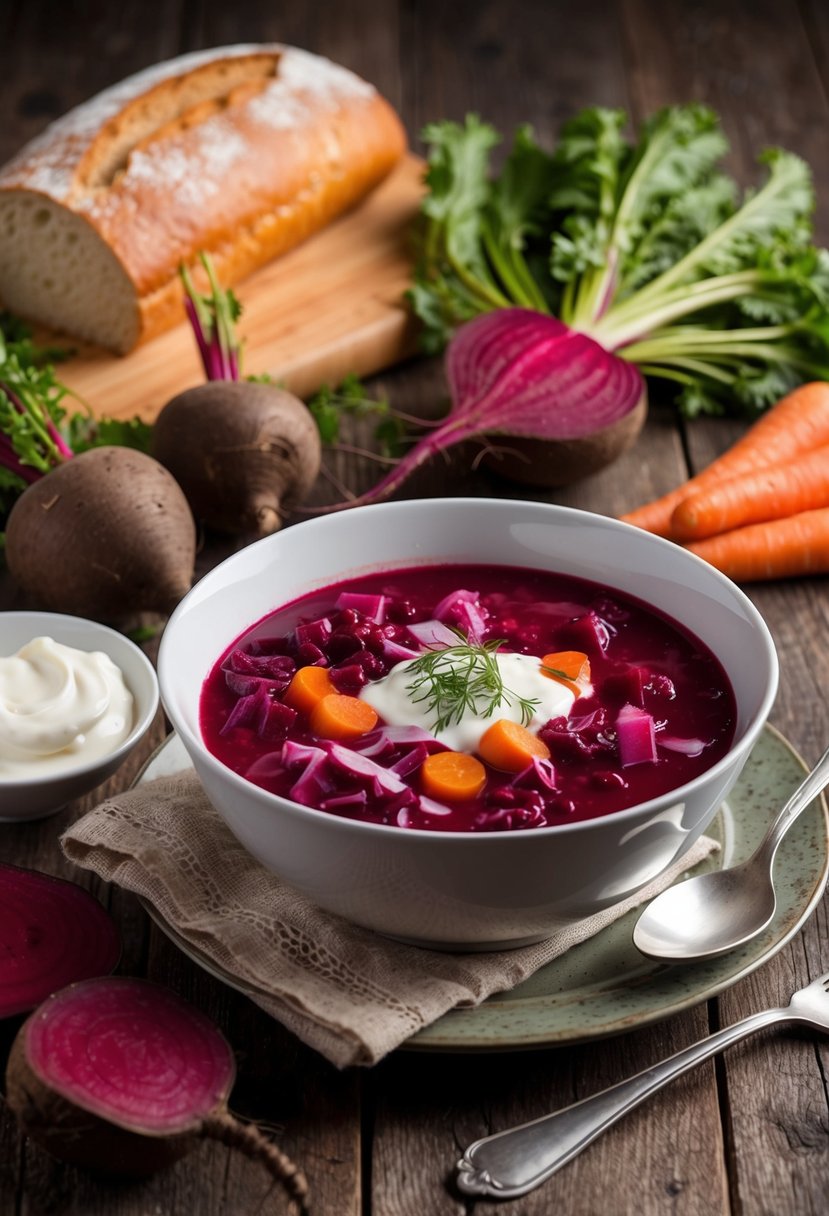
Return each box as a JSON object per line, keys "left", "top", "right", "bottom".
{"left": 633, "top": 743, "right": 829, "bottom": 962}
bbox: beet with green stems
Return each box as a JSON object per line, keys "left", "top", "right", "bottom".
{"left": 159, "top": 254, "right": 322, "bottom": 536}
{"left": 344, "top": 106, "right": 829, "bottom": 505}
{"left": 4, "top": 446, "right": 197, "bottom": 621}
{"left": 413, "top": 111, "right": 829, "bottom": 424}
{"left": 152, "top": 382, "right": 322, "bottom": 536}
{"left": 5, "top": 976, "right": 309, "bottom": 1210}
{"left": 317, "top": 309, "right": 647, "bottom": 509}
{"left": 0, "top": 864, "right": 120, "bottom": 1020}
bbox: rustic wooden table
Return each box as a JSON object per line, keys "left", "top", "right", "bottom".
{"left": 2, "top": 1, "right": 829, "bottom": 1213}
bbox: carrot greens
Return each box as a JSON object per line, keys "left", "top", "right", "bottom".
{"left": 410, "top": 107, "right": 829, "bottom": 416}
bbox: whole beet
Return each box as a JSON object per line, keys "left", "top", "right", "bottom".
{"left": 5, "top": 446, "right": 196, "bottom": 621}
{"left": 152, "top": 381, "right": 321, "bottom": 536}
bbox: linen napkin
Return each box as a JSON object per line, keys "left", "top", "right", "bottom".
{"left": 62, "top": 771, "right": 718, "bottom": 1068}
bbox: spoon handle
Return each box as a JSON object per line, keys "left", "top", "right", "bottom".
{"left": 765, "top": 743, "right": 829, "bottom": 861}
{"left": 456, "top": 1007, "right": 786, "bottom": 1200}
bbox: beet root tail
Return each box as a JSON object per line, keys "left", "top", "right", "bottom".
{"left": 203, "top": 1110, "right": 311, "bottom": 1214}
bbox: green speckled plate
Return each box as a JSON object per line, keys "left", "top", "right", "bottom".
{"left": 137, "top": 724, "right": 828, "bottom": 1052}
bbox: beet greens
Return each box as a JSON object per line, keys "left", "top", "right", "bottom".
{"left": 410, "top": 107, "right": 829, "bottom": 417}
{"left": 0, "top": 317, "right": 152, "bottom": 523}
{"left": 314, "top": 104, "right": 829, "bottom": 510}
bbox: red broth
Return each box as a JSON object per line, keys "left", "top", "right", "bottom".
{"left": 200, "top": 564, "right": 736, "bottom": 832}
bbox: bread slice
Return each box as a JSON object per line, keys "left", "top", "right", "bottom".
{"left": 0, "top": 45, "right": 406, "bottom": 353}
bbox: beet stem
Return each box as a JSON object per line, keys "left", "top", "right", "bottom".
{"left": 202, "top": 1110, "right": 310, "bottom": 1215}
{"left": 0, "top": 380, "right": 71, "bottom": 470}
{"left": 592, "top": 250, "right": 619, "bottom": 323}
{"left": 0, "top": 438, "right": 41, "bottom": 483}
{"left": 184, "top": 295, "right": 215, "bottom": 381}
{"left": 318, "top": 462, "right": 360, "bottom": 502}
{"left": 325, "top": 443, "right": 399, "bottom": 465}
{"left": 311, "top": 418, "right": 471, "bottom": 512}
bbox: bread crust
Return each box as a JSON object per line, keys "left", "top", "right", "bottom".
{"left": 0, "top": 44, "right": 407, "bottom": 351}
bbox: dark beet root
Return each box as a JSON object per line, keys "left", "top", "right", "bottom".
{"left": 481, "top": 390, "right": 648, "bottom": 486}
{"left": 0, "top": 865, "right": 120, "bottom": 1019}
{"left": 4, "top": 447, "right": 196, "bottom": 621}
{"left": 5, "top": 977, "right": 309, "bottom": 1210}
{"left": 152, "top": 381, "right": 321, "bottom": 536}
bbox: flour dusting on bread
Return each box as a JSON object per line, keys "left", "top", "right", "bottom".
{"left": 0, "top": 44, "right": 405, "bottom": 352}
{"left": 124, "top": 123, "right": 248, "bottom": 209}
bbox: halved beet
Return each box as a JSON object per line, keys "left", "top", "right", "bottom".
{"left": 0, "top": 864, "right": 120, "bottom": 1019}
{"left": 6, "top": 977, "right": 309, "bottom": 1208}
{"left": 449, "top": 309, "right": 647, "bottom": 486}
{"left": 316, "top": 308, "right": 647, "bottom": 508}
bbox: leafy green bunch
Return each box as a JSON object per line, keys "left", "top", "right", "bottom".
{"left": 307, "top": 373, "right": 404, "bottom": 457}
{"left": 410, "top": 107, "right": 829, "bottom": 416}
{"left": 0, "top": 315, "right": 152, "bottom": 521}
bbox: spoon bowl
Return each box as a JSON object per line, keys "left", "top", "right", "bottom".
{"left": 633, "top": 744, "right": 829, "bottom": 963}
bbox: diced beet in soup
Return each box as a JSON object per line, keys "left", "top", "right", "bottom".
{"left": 200, "top": 564, "right": 736, "bottom": 832}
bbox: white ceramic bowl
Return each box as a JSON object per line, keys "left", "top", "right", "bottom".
{"left": 159, "top": 499, "right": 778, "bottom": 950}
{"left": 0, "top": 612, "right": 159, "bottom": 822}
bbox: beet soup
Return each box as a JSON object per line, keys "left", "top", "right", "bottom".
{"left": 200, "top": 564, "right": 737, "bottom": 832}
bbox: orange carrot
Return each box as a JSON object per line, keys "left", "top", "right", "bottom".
{"left": 685, "top": 507, "right": 829, "bottom": 581}
{"left": 621, "top": 382, "right": 829, "bottom": 538}
{"left": 284, "top": 665, "right": 335, "bottom": 714}
{"left": 309, "top": 693, "right": 378, "bottom": 740}
{"left": 421, "top": 751, "right": 487, "bottom": 802}
{"left": 671, "top": 442, "right": 829, "bottom": 540}
{"left": 477, "top": 719, "right": 550, "bottom": 773}
{"left": 540, "top": 651, "right": 591, "bottom": 697}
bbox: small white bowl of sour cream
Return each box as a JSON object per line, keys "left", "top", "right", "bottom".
{"left": 0, "top": 612, "right": 159, "bottom": 821}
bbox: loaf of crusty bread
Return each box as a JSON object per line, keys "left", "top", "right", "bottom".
{"left": 0, "top": 45, "right": 406, "bottom": 353}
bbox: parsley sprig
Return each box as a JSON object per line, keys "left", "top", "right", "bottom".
{"left": 405, "top": 634, "right": 539, "bottom": 733}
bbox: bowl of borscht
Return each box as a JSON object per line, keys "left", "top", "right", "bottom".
{"left": 158, "top": 498, "right": 778, "bottom": 949}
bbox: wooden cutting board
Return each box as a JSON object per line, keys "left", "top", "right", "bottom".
{"left": 57, "top": 154, "right": 424, "bottom": 422}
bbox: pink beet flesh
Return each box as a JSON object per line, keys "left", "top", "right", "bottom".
{"left": 24, "top": 977, "right": 235, "bottom": 1134}
{"left": 0, "top": 865, "right": 121, "bottom": 1019}
{"left": 445, "top": 309, "right": 644, "bottom": 439}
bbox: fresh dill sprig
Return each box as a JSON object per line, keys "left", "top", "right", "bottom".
{"left": 405, "top": 634, "right": 539, "bottom": 733}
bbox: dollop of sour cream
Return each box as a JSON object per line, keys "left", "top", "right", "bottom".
{"left": 361, "top": 651, "right": 578, "bottom": 752}
{"left": 0, "top": 637, "right": 134, "bottom": 779}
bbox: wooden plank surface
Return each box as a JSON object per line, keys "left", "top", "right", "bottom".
{"left": 57, "top": 154, "right": 424, "bottom": 420}
{"left": 2, "top": 3, "right": 829, "bottom": 1215}
{"left": 620, "top": 7, "right": 829, "bottom": 1213}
